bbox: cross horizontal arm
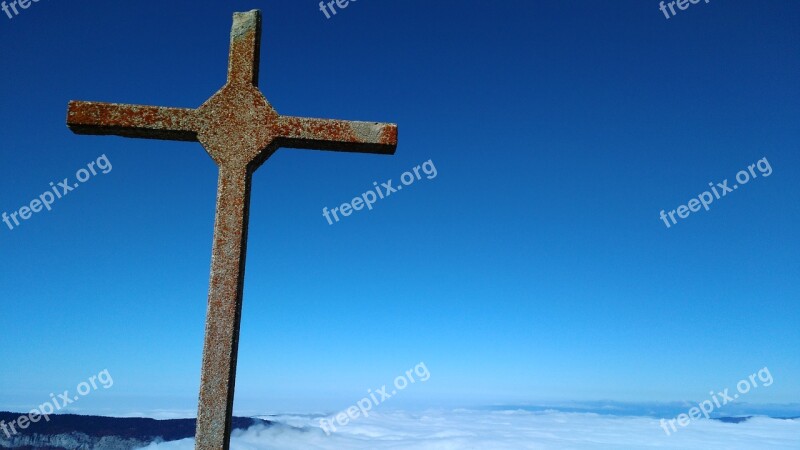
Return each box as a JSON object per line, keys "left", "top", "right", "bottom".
{"left": 274, "top": 116, "right": 398, "bottom": 155}
{"left": 67, "top": 101, "right": 198, "bottom": 141}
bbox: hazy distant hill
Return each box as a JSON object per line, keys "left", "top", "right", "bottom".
{"left": 0, "top": 412, "right": 269, "bottom": 449}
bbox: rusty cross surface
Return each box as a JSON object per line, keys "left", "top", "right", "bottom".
{"left": 66, "top": 9, "right": 397, "bottom": 450}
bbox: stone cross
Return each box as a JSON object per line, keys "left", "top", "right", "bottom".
{"left": 66, "top": 10, "right": 397, "bottom": 449}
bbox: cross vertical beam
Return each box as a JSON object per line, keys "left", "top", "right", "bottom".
{"left": 194, "top": 12, "right": 262, "bottom": 448}
{"left": 67, "top": 9, "right": 397, "bottom": 449}
{"left": 196, "top": 166, "right": 251, "bottom": 449}
{"left": 227, "top": 11, "right": 261, "bottom": 87}
{"left": 196, "top": 166, "right": 252, "bottom": 449}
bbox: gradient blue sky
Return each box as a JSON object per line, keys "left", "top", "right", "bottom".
{"left": 0, "top": 0, "right": 798, "bottom": 416}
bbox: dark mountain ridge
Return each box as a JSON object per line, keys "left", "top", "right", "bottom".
{"left": 0, "top": 412, "right": 270, "bottom": 449}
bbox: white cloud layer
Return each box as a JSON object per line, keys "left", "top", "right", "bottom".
{"left": 136, "top": 409, "right": 800, "bottom": 450}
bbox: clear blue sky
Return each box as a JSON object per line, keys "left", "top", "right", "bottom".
{"left": 1, "top": 0, "right": 798, "bottom": 416}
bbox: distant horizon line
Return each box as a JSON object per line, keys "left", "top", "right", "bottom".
{"left": 1, "top": 399, "right": 799, "bottom": 421}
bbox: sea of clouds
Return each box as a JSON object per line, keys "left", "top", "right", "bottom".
{"left": 137, "top": 409, "right": 800, "bottom": 449}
